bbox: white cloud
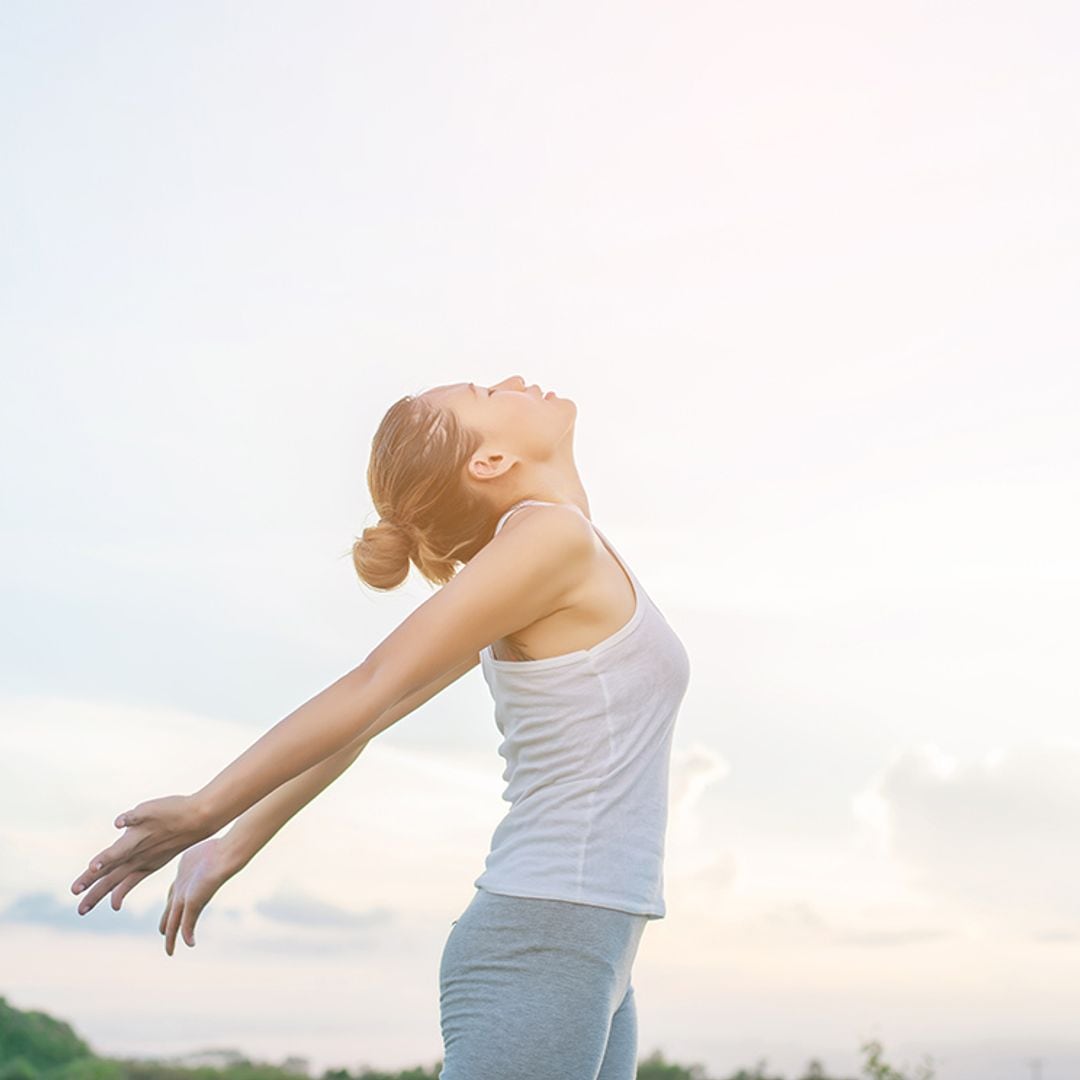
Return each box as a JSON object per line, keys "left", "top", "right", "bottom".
{"left": 855, "top": 740, "right": 1080, "bottom": 929}
{"left": 665, "top": 743, "right": 737, "bottom": 910}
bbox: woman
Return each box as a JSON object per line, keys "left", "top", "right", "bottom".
{"left": 70, "top": 374, "right": 691, "bottom": 1080}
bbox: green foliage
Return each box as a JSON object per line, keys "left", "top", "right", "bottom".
{"left": 118, "top": 1065, "right": 249, "bottom": 1080}
{"left": 859, "top": 1039, "right": 936, "bottom": 1080}
{"left": 50, "top": 1058, "right": 124, "bottom": 1080}
{"left": 345, "top": 1067, "right": 440, "bottom": 1080}
{"left": 0, "top": 1055, "right": 41, "bottom": 1080}
{"left": 720, "top": 1058, "right": 786, "bottom": 1080}
{"left": 636, "top": 1048, "right": 710, "bottom": 1079}
{"left": 0, "top": 997, "right": 91, "bottom": 1072}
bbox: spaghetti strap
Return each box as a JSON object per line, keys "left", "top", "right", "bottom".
{"left": 492, "top": 499, "right": 585, "bottom": 536}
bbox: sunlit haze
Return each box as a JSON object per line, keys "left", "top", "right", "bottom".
{"left": 2, "top": 3, "right": 1078, "bottom": 1079}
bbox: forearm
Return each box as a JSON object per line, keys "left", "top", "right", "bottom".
{"left": 193, "top": 663, "right": 386, "bottom": 835}
{"left": 217, "top": 734, "right": 370, "bottom": 875}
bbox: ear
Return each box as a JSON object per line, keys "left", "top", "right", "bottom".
{"left": 469, "top": 449, "right": 519, "bottom": 482}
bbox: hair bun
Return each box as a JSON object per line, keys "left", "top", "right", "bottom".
{"left": 382, "top": 516, "right": 416, "bottom": 544}
{"left": 352, "top": 515, "right": 415, "bottom": 591}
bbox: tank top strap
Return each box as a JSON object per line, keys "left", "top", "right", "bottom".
{"left": 491, "top": 499, "right": 642, "bottom": 596}
{"left": 493, "top": 499, "right": 586, "bottom": 535}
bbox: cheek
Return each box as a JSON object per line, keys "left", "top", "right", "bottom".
{"left": 505, "top": 402, "right": 545, "bottom": 443}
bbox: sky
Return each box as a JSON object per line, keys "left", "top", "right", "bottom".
{"left": 1, "top": 2, "right": 1078, "bottom": 1078}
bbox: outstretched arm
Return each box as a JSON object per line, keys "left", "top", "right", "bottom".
{"left": 217, "top": 649, "right": 480, "bottom": 874}
{"left": 217, "top": 732, "right": 370, "bottom": 875}
{"left": 73, "top": 651, "right": 482, "bottom": 920}
{"left": 146, "top": 653, "right": 480, "bottom": 955}
{"left": 71, "top": 503, "right": 592, "bottom": 910}
{"left": 160, "top": 727, "right": 370, "bottom": 955}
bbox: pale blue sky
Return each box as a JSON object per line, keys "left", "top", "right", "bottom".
{"left": 2, "top": 3, "right": 1079, "bottom": 1078}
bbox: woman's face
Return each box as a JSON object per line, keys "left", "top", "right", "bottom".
{"left": 422, "top": 375, "right": 577, "bottom": 481}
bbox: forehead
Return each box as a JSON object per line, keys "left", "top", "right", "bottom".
{"left": 425, "top": 381, "right": 472, "bottom": 399}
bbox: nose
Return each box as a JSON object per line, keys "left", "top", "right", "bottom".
{"left": 498, "top": 375, "right": 539, "bottom": 394}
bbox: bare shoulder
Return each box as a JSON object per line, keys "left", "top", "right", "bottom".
{"left": 361, "top": 502, "right": 594, "bottom": 717}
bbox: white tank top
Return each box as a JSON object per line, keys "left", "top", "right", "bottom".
{"left": 474, "top": 499, "right": 692, "bottom": 919}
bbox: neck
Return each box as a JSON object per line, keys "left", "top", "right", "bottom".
{"left": 505, "top": 462, "right": 591, "bottom": 521}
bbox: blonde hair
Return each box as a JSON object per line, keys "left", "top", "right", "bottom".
{"left": 349, "top": 390, "right": 494, "bottom": 590}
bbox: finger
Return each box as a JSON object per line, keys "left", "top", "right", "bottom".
{"left": 165, "top": 898, "right": 184, "bottom": 957}
{"left": 178, "top": 889, "right": 207, "bottom": 950}
{"left": 90, "top": 828, "right": 146, "bottom": 873}
{"left": 74, "top": 852, "right": 128, "bottom": 896}
{"left": 159, "top": 881, "right": 175, "bottom": 935}
{"left": 76, "top": 865, "right": 127, "bottom": 916}
{"left": 74, "top": 838, "right": 136, "bottom": 893}
{"left": 110, "top": 869, "right": 152, "bottom": 911}
{"left": 180, "top": 902, "right": 200, "bottom": 948}
{"left": 75, "top": 829, "right": 174, "bottom": 893}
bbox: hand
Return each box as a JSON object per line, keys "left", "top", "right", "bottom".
{"left": 158, "top": 837, "right": 239, "bottom": 956}
{"left": 71, "top": 794, "right": 211, "bottom": 918}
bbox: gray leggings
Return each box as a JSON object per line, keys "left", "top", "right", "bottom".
{"left": 438, "top": 887, "right": 649, "bottom": 1080}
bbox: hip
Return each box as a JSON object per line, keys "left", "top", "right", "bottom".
{"left": 441, "top": 886, "right": 648, "bottom": 978}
